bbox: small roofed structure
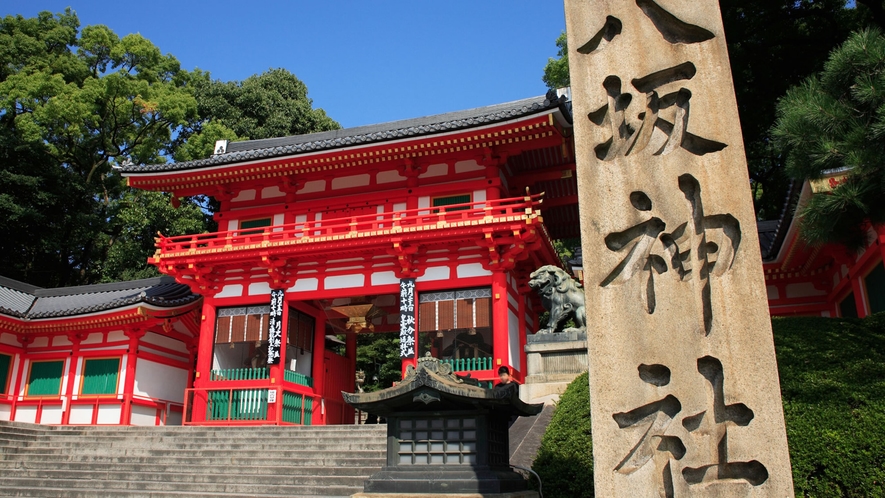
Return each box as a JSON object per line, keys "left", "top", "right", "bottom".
{"left": 344, "top": 354, "right": 541, "bottom": 497}
{"left": 0, "top": 276, "right": 201, "bottom": 426}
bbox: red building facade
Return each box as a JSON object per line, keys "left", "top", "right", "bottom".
{"left": 761, "top": 171, "right": 885, "bottom": 318}
{"left": 118, "top": 94, "right": 576, "bottom": 426}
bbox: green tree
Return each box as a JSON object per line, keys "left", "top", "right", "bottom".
{"left": 356, "top": 333, "right": 402, "bottom": 392}
{"left": 176, "top": 68, "right": 340, "bottom": 156}
{"left": 0, "top": 10, "right": 200, "bottom": 285}
{"left": 773, "top": 28, "right": 885, "bottom": 249}
{"left": 542, "top": 1, "right": 860, "bottom": 220}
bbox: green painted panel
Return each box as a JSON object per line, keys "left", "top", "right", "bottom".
{"left": 81, "top": 358, "right": 120, "bottom": 395}
{"left": 27, "top": 360, "right": 63, "bottom": 396}
{"left": 0, "top": 354, "right": 10, "bottom": 395}
{"left": 865, "top": 263, "right": 885, "bottom": 314}
{"left": 240, "top": 218, "right": 272, "bottom": 229}
{"left": 432, "top": 194, "right": 471, "bottom": 212}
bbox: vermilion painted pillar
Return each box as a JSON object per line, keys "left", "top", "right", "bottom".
{"left": 491, "top": 270, "right": 510, "bottom": 375}
{"left": 311, "top": 309, "right": 326, "bottom": 425}
{"left": 120, "top": 328, "right": 145, "bottom": 425}
{"left": 191, "top": 301, "right": 217, "bottom": 422}
{"left": 60, "top": 334, "right": 81, "bottom": 425}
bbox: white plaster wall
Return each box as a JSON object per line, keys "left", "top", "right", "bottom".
{"left": 0, "top": 333, "right": 18, "bottom": 346}
{"left": 68, "top": 405, "right": 93, "bottom": 424}
{"left": 289, "top": 278, "right": 319, "bottom": 292}
{"left": 419, "top": 163, "right": 448, "bottom": 179}
{"left": 332, "top": 174, "right": 370, "bottom": 190}
{"left": 262, "top": 186, "right": 285, "bottom": 199}
{"left": 231, "top": 189, "right": 256, "bottom": 202}
{"left": 14, "top": 406, "right": 36, "bottom": 423}
{"left": 82, "top": 333, "right": 103, "bottom": 345}
{"left": 52, "top": 336, "right": 72, "bottom": 347}
{"left": 216, "top": 284, "right": 244, "bottom": 298}
{"left": 130, "top": 404, "right": 159, "bottom": 426}
{"left": 455, "top": 160, "right": 484, "bottom": 174}
{"left": 457, "top": 263, "right": 491, "bottom": 278}
{"left": 227, "top": 220, "right": 239, "bottom": 232}
{"left": 248, "top": 282, "right": 272, "bottom": 296}
{"left": 418, "top": 197, "right": 430, "bottom": 210}
{"left": 377, "top": 170, "right": 403, "bottom": 184}
{"left": 299, "top": 180, "right": 325, "bottom": 194}
{"left": 418, "top": 267, "right": 451, "bottom": 282}
{"left": 786, "top": 283, "right": 827, "bottom": 299}
{"left": 40, "top": 406, "right": 63, "bottom": 424}
{"left": 133, "top": 360, "right": 188, "bottom": 404}
{"left": 371, "top": 271, "right": 400, "bottom": 286}
{"left": 767, "top": 286, "right": 779, "bottom": 300}
{"left": 325, "top": 274, "right": 365, "bottom": 290}
{"left": 473, "top": 190, "right": 487, "bottom": 203}
{"left": 508, "top": 309, "right": 521, "bottom": 371}
{"left": 96, "top": 404, "right": 121, "bottom": 424}
{"left": 0, "top": 404, "right": 10, "bottom": 421}
{"left": 143, "top": 332, "right": 187, "bottom": 354}
{"left": 107, "top": 331, "right": 127, "bottom": 343}
{"left": 30, "top": 337, "right": 48, "bottom": 348}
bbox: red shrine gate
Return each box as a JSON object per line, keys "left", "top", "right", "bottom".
{"left": 122, "top": 94, "right": 577, "bottom": 425}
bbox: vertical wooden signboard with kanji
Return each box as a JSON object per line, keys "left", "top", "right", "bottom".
{"left": 564, "top": 1, "right": 794, "bottom": 496}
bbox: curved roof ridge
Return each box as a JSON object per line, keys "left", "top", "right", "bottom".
{"left": 121, "top": 92, "right": 571, "bottom": 175}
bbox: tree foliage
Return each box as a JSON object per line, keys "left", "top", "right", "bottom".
{"left": 355, "top": 332, "right": 402, "bottom": 393}
{"left": 0, "top": 10, "right": 337, "bottom": 286}
{"left": 774, "top": 28, "right": 885, "bottom": 248}
{"left": 542, "top": 1, "right": 861, "bottom": 220}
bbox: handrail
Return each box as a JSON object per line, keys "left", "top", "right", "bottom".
{"left": 183, "top": 386, "right": 320, "bottom": 426}
{"left": 155, "top": 194, "right": 544, "bottom": 255}
{"left": 440, "top": 357, "right": 494, "bottom": 372}
{"left": 283, "top": 370, "right": 313, "bottom": 387}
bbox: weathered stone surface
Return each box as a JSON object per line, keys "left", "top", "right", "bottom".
{"left": 564, "top": 1, "right": 794, "bottom": 496}
{"left": 522, "top": 332, "right": 588, "bottom": 402}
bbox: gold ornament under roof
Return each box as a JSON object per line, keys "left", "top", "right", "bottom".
{"left": 330, "top": 303, "right": 377, "bottom": 333}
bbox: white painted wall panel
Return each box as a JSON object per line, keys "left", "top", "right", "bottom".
{"left": 68, "top": 405, "right": 93, "bottom": 424}
{"left": 133, "top": 360, "right": 188, "bottom": 404}
{"left": 96, "top": 404, "right": 121, "bottom": 424}
{"left": 457, "top": 263, "right": 491, "bottom": 278}
{"left": 325, "top": 274, "right": 365, "bottom": 290}
{"left": 508, "top": 309, "right": 521, "bottom": 371}
{"left": 130, "top": 404, "right": 159, "bottom": 426}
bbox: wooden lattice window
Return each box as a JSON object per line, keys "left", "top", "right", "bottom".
{"left": 432, "top": 194, "right": 471, "bottom": 212}
{"left": 288, "top": 308, "right": 315, "bottom": 352}
{"left": 215, "top": 306, "right": 270, "bottom": 343}
{"left": 80, "top": 358, "right": 120, "bottom": 396}
{"left": 27, "top": 360, "right": 63, "bottom": 396}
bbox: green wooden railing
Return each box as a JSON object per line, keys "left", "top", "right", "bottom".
{"left": 283, "top": 370, "right": 313, "bottom": 387}
{"left": 282, "top": 391, "right": 313, "bottom": 425}
{"left": 206, "top": 389, "right": 268, "bottom": 421}
{"left": 210, "top": 368, "right": 269, "bottom": 381}
{"left": 441, "top": 357, "right": 493, "bottom": 372}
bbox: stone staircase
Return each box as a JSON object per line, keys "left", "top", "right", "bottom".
{"left": 0, "top": 420, "right": 387, "bottom": 498}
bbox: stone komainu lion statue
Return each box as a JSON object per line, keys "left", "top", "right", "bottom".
{"left": 528, "top": 265, "right": 586, "bottom": 334}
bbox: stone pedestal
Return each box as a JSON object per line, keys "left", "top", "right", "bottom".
{"left": 522, "top": 332, "right": 588, "bottom": 402}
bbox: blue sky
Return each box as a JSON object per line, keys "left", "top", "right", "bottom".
{"left": 3, "top": 2, "right": 567, "bottom": 128}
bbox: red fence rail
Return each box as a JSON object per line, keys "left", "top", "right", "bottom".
{"left": 154, "top": 194, "right": 544, "bottom": 257}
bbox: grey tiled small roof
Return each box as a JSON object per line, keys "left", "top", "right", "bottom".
{"left": 121, "top": 92, "right": 570, "bottom": 175}
{"left": 0, "top": 276, "right": 198, "bottom": 320}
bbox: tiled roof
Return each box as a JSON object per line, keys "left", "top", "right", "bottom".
{"left": 0, "top": 276, "right": 198, "bottom": 320}
{"left": 121, "top": 92, "right": 571, "bottom": 175}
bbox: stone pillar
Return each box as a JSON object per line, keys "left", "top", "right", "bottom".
{"left": 564, "top": 1, "right": 794, "bottom": 496}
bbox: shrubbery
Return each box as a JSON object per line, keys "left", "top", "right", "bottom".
{"left": 531, "top": 371, "right": 594, "bottom": 497}
{"left": 532, "top": 315, "right": 885, "bottom": 497}
{"left": 775, "top": 314, "right": 885, "bottom": 497}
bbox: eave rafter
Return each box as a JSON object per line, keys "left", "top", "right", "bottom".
{"left": 126, "top": 115, "right": 563, "bottom": 195}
